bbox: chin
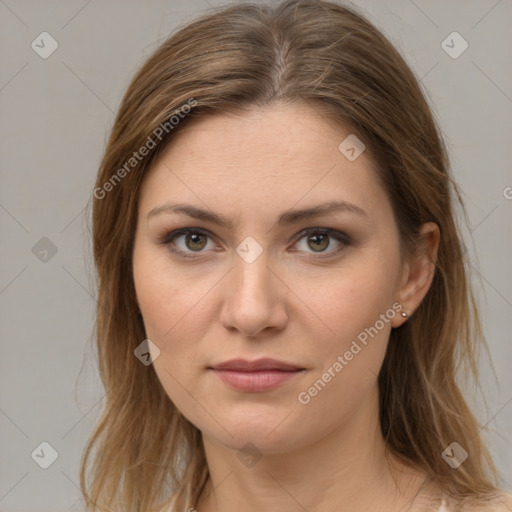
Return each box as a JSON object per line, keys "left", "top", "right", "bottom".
{"left": 203, "top": 413, "right": 311, "bottom": 455}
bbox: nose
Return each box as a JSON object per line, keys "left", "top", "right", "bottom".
{"left": 219, "top": 250, "right": 288, "bottom": 338}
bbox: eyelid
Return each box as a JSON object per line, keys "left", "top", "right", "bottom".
{"left": 158, "top": 226, "right": 352, "bottom": 259}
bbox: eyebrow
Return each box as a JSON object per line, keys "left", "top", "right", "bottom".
{"left": 147, "top": 200, "right": 368, "bottom": 229}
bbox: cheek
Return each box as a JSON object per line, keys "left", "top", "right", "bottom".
{"left": 289, "top": 250, "right": 400, "bottom": 397}
{"left": 133, "top": 246, "right": 202, "bottom": 341}
{"left": 132, "top": 246, "right": 222, "bottom": 413}
{"left": 132, "top": 251, "right": 211, "bottom": 418}
{"left": 291, "top": 250, "right": 400, "bottom": 343}
{"left": 292, "top": 277, "right": 396, "bottom": 429}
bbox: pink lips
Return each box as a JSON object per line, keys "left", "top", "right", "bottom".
{"left": 208, "top": 358, "right": 305, "bottom": 392}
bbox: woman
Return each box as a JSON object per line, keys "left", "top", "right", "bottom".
{"left": 81, "top": 1, "right": 512, "bottom": 510}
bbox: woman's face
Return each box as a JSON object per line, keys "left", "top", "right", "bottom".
{"left": 132, "top": 102, "right": 409, "bottom": 454}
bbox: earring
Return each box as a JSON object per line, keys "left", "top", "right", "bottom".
{"left": 401, "top": 311, "right": 408, "bottom": 318}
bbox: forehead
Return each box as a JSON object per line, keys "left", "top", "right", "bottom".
{"left": 138, "top": 103, "right": 391, "bottom": 224}
{"left": 163, "top": 103, "right": 360, "bottom": 169}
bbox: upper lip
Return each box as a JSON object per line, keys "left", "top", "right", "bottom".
{"left": 209, "top": 358, "right": 305, "bottom": 371}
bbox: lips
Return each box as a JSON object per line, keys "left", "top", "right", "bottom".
{"left": 209, "top": 358, "right": 305, "bottom": 372}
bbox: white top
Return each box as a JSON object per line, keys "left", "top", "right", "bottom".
{"left": 437, "top": 498, "right": 449, "bottom": 512}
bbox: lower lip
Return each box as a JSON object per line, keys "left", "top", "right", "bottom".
{"left": 210, "top": 369, "right": 304, "bottom": 392}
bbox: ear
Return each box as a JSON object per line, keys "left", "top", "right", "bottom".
{"left": 391, "top": 222, "right": 440, "bottom": 328}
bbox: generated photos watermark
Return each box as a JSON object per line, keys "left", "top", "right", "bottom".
{"left": 297, "top": 301, "right": 404, "bottom": 405}
{"left": 94, "top": 97, "right": 197, "bottom": 200}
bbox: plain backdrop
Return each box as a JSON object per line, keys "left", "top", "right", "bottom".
{"left": 0, "top": 1, "right": 511, "bottom": 510}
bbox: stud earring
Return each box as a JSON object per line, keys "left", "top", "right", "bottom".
{"left": 401, "top": 311, "right": 408, "bottom": 318}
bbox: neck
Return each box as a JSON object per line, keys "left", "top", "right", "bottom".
{"left": 194, "top": 386, "right": 427, "bottom": 512}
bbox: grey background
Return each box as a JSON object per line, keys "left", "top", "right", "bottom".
{"left": 0, "top": 0, "right": 511, "bottom": 510}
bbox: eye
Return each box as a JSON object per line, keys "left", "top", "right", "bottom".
{"left": 292, "top": 228, "right": 351, "bottom": 258}
{"left": 159, "top": 229, "right": 216, "bottom": 259}
{"left": 158, "top": 227, "right": 352, "bottom": 260}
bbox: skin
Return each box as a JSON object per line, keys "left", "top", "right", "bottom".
{"left": 132, "top": 102, "right": 440, "bottom": 512}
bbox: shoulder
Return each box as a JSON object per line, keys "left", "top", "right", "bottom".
{"left": 482, "top": 490, "right": 512, "bottom": 511}
{"left": 440, "top": 490, "right": 512, "bottom": 511}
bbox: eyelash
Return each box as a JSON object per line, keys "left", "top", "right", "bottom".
{"left": 157, "top": 227, "right": 352, "bottom": 260}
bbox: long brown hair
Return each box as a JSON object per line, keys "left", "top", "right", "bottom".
{"left": 81, "top": 1, "right": 501, "bottom": 510}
